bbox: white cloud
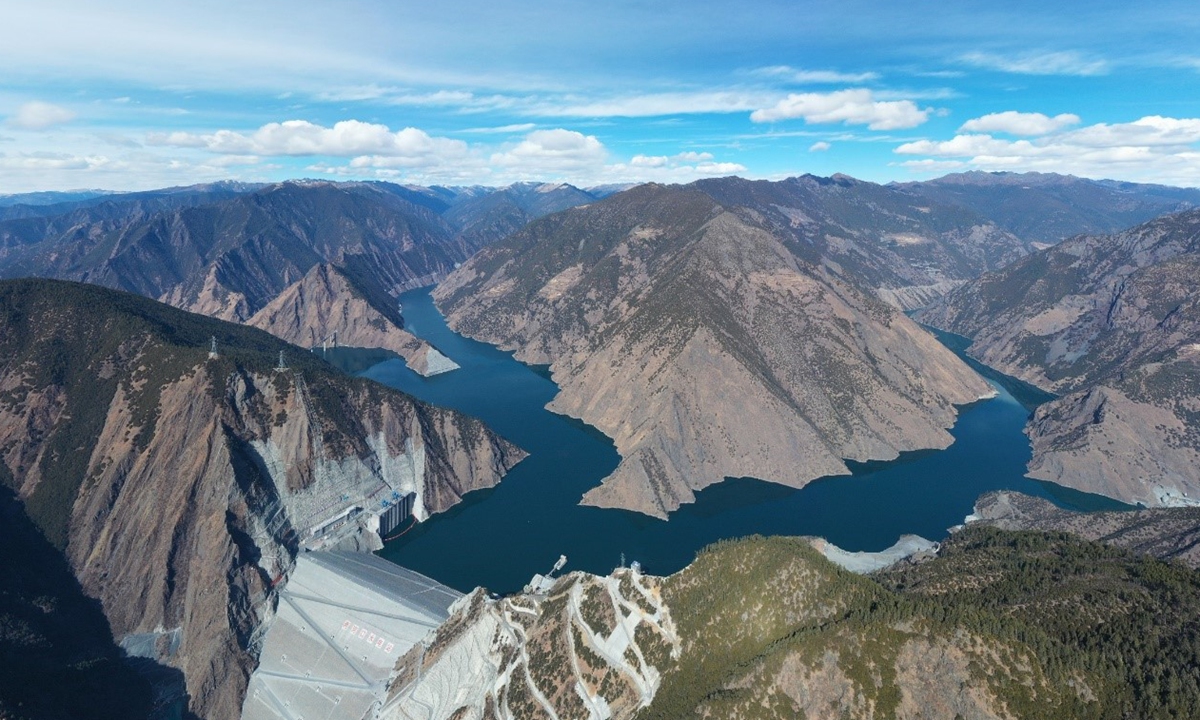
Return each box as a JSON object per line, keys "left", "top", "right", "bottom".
{"left": 809, "top": 141, "right": 831, "bottom": 152}
{"left": 630, "top": 151, "right": 718, "bottom": 168}
{"left": 960, "top": 111, "right": 1081, "bottom": 135}
{"left": 7, "top": 101, "right": 77, "bottom": 130}
{"left": 490, "top": 129, "right": 607, "bottom": 173}
{"left": 147, "top": 120, "right": 471, "bottom": 162}
{"left": 315, "top": 85, "right": 398, "bottom": 102}
{"left": 607, "top": 156, "right": 745, "bottom": 182}
{"left": 304, "top": 127, "right": 745, "bottom": 186}
{"left": 750, "top": 89, "right": 930, "bottom": 129}
{"left": 755, "top": 66, "right": 880, "bottom": 84}
{"left": 895, "top": 115, "right": 1200, "bottom": 185}
{"left": 894, "top": 159, "right": 967, "bottom": 173}
{"left": 0, "top": 151, "right": 106, "bottom": 170}
{"left": 960, "top": 51, "right": 1109, "bottom": 76}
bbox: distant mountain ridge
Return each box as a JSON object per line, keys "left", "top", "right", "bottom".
{"left": 894, "top": 171, "right": 1200, "bottom": 245}
{"left": 690, "top": 173, "right": 1032, "bottom": 309}
{"left": 0, "top": 179, "right": 601, "bottom": 376}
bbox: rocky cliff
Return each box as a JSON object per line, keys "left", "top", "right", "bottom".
{"left": 246, "top": 262, "right": 458, "bottom": 376}
{"left": 0, "top": 279, "right": 522, "bottom": 719}
{"left": 435, "top": 182, "right": 991, "bottom": 517}
{"left": 920, "top": 209, "right": 1200, "bottom": 507}
{"left": 381, "top": 531, "right": 1200, "bottom": 719}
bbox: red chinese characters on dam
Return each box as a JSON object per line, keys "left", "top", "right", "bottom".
{"left": 342, "top": 619, "right": 395, "bottom": 654}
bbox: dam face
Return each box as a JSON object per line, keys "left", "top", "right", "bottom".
{"left": 241, "top": 551, "right": 460, "bottom": 720}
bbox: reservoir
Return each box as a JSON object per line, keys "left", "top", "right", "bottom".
{"left": 355, "top": 287, "right": 1123, "bottom": 594}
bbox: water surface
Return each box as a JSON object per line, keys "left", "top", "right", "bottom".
{"left": 352, "top": 288, "right": 1121, "bottom": 594}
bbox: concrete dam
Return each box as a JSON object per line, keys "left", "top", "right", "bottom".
{"left": 242, "top": 551, "right": 461, "bottom": 720}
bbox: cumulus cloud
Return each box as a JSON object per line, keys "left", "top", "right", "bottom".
{"left": 755, "top": 66, "right": 880, "bottom": 84}
{"left": 959, "top": 111, "right": 1081, "bottom": 136}
{"left": 750, "top": 89, "right": 930, "bottom": 129}
{"left": 895, "top": 115, "right": 1200, "bottom": 184}
{"left": 6, "top": 101, "right": 76, "bottom": 130}
{"left": 148, "top": 120, "right": 471, "bottom": 163}
{"left": 626, "top": 151, "right": 744, "bottom": 176}
{"left": 0, "top": 151, "right": 108, "bottom": 170}
{"left": 490, "top": 129, "right": 607, "bottom": 173}
{"left": 960, "top": 51, "right": 1109, "bottom": 76}
{"left": 809, "top": 141, "right": 832, "bottom": 152}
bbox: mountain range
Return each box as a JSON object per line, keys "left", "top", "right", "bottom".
{"left": 894, "top": 171, "right": 1200, "bottom": 245}
{"left": 435, "top": 180, "right": 995, "bottom": 517}
{"left": 4, "top": 171, "right": 1200, "bottom": 718}
{"left": 0, "top": 180, "right": 603, "bottom": 378}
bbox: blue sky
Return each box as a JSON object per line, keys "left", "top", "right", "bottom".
{"left": 2, "top": 0, "right": 1200, "bottom": 192}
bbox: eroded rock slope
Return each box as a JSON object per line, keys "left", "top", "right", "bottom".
{"left": 247, "top": 262, "right": 458, "bottom": 376}
{"left": 921, "top": 209, "right": 1200, "bottom": 506}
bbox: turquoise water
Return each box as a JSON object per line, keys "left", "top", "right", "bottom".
{"left": 356, "top": 287, "right": 1124, "bottom": 594}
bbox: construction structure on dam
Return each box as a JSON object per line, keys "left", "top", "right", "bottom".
{"left": 241, "top": 551, "right": 461, "bottom": 720}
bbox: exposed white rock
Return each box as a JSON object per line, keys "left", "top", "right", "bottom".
{"left": 381, "top": 569, "right": 678, "bottom": 720}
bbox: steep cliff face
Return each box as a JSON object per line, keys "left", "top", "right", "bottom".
{"left": 920, "top": 210, "right": 1200, "bottom": 506}
{"left": 435, "top": 183, "right": 990, "bottom": 517}
{"left": 0, "top": 485, "right": 161, "bottom": 720}
{"left": 246, "top": 262, "right": 458, "bottom": 376}
{"left": 0, "top": 279, "right": 522, "bottom": 719}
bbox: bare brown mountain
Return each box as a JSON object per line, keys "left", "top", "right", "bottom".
{"left": 689, "top": 174, "right": 1032, "bottom": 310}
{"left": 246, "top": 262, "right": 459, "bottom": 376}
{"left": 920, "top": 209, "right": 1200, "bottom": 507}
{"left": 435, "top": 182, "right": 991, "bottom": 517}
{"left": 0, "top": 279, "right": 522, "bottom": 719}
{"left": 0, "top": 180, "right": 469, "bottom": 321}
{"left": 893, "top": 171, "right": 1200, "bottom": 245}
